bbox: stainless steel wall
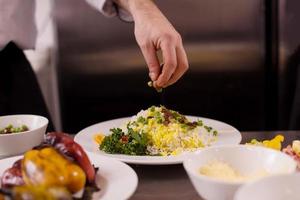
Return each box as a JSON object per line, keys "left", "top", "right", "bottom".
{"left": 54, "top": 0, "right": 266, "bottom": 132}
{"left": 279, "top": 0, "right": 300, "bottom": 129}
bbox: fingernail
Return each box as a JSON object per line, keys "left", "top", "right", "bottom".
{"left": 149, "top": 72, "right": 156, "bottom": 81}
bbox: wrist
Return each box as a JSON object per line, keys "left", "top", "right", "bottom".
{"left": 111, "top": 0, "right": 131, "bottom": 12}
{"left": 113, "top": 0, "right": 157, "bottom": 21}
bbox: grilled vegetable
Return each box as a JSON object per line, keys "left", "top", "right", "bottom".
{"left": 1, "top": 132, "right": 98, "bottom": 196}
{"left": 22, "top": 147, "right": 86, "bottom": 193}
{"left": 45, "top": 132, "right": 96, "bottom": 184}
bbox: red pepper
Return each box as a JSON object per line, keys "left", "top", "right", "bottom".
{"left": 45, "top": 132, "right": 96, "bottom": 184}
{"left": 121, "top": 135, "right": 129, "bottom": 143}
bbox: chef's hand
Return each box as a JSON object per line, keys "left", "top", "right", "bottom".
{"left": 113, "top": 0, "right": 189, "bottom": 89}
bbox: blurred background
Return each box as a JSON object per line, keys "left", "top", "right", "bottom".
{"left": 39, "top": 0, "right": 300, "bottom": 133}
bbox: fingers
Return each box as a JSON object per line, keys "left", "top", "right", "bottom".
{"left": 138, "top": 32, "right": 188, "bottom": 89}
{"left": 155, "top": 41, "right": 177, "bottom": 88}
{"left": 139, "top": 42, "right": 161, "bottom": 82}
{"left": 167, "top": 44, "right": 189, "bottom": 86}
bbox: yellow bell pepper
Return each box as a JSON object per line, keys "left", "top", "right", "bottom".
{"left": 247, "top": 134, "right": 284, "bottom": 151}
{"left": 21, "top": 147, "right": 86, "bottom": 193}
{"left": 262, "top": 135, "right": 284, "bottom": 151}
{"left": 94, "top": 133, "right": 105, "bottom": 145}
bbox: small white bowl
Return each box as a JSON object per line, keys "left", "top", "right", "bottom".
{"left": 0, "top": 115, "right": 48, "bottom": 158}
{"left": 235, "top": 173, "right": 300, "bottom": 200}
{"left": 183, "top": 145, "right": 297, "bottom": 200}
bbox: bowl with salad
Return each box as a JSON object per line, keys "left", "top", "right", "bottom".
{"left": 0, "top": 115, "right": 48, "bottom": 158}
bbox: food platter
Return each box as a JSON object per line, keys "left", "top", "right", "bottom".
{"left": 0, "top": 152, "right": 138, "bottom": 200}
{"left": 75, "top": 116, "right": 242, "bottom": 165}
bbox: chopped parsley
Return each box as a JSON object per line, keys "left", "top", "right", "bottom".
{"left": 100, "top": 127, "right": 148, "bottom": 155}
{"left": 197, "top": 120, "right": 203, "bottom": 126}
{"left": 204, "top": 125, "right": 213, "bottom": 132}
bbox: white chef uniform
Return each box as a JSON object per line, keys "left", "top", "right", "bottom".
{"left": 0, "top": 0, "right": 131, "bottom": 130}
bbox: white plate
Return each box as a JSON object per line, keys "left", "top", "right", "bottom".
{"left": 0, "top": 152, "right": 138, "bottom": 200}
{"left": 75, "top": 116, "right": 242, "bottom": 165}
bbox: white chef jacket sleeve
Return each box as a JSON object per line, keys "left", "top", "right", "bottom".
{"left": 85, "top": 0, "right": 133, "bottom": 22}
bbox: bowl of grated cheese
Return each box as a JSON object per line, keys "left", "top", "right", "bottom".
{"left": 183, "top": 145, "right": 297, "bottom": 200}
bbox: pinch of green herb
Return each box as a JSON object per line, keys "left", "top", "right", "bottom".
{"left": 147, "top": 81, "right": 163, "bottom": 93}
{"left": 147, "top": 81, "right": 153, "bottom": 87}
{"left": 157, "top": 118, "right": 163, "bottom": 124}
{"left": 156, "top": 88, "right": 163, "bottom": 93}
{"left": 204, "top": 125, "right": 213, "bottom": 132}
{"left": 197, "top": 120, "right": 203, "bottom": 126}
{"left": 150, "top": 106, "right": 156, "bottom": 112}
{"left": 181, "top": 124, "right": 189, "bottom": 129}
{"left": 213, "top": 130, "right": 218, "bottom": 136}
{"left": 137, "top": 116, "right": 147, "bottom": 124}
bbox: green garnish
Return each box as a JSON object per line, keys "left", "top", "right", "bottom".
{"left": 197, "top": 120, "right": 203, "bottom": 126}
{"left": 100, "top": 127, "right": 148, "bottom": 155}
{"left": 204, "top": 125, "right": 213, "bottom": 132}
{"left": 213, "top": 130, "right": 218, "bottom": 136}
{"left": 147, "top": 81, "right": 153, "bottom": 87}
{"left": 0, "top": 124, "right": 29, "bottom": 134}
{"left": 156, "top": 88, "right": 163, "bottom": 93}
{"left": 137, "top": 116, "right": 147, "bottom": 124}
{"left": 147, "top": 81, "right": 163, "bottom": 93}
{"left": 153, "top": 110, "right": 164, "bottom": 124}
{"left": 150, "top": 106, "right": 156, "bottom": 112}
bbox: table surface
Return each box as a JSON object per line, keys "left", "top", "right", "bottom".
{"left": 129, "top": 131, "right": 300, "bottom": 200}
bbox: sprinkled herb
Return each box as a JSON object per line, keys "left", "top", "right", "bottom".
{"left": 147, "top": 81, "right": 153, "bottom": 87}
{"left": 213, "top": 130, "right": 218, "bottom": 136}
{"left": 197, "top": 120, "right": 203, "bottom": 126}
{"left": 156, "top": 88, "right": 163, "bottom": 93}
{"left": 150, "top": 106, "right": 156, "bottom": 112}
{"left": 204, "top": 125, "right": 213, "bottom": 132}
{"left": 137, "top": 116, "right": 147, "bottom": 124}
{"left": 147, "top": 81, "right": 163, "bottom": 93}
